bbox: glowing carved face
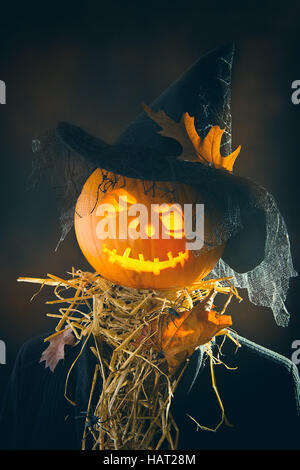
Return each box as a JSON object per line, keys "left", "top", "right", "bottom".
{"left": 74, "top": 169, "right": 224, "bottom": 289}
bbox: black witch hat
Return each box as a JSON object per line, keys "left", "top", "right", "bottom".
{"left": 56, "top": 44, "right": 234, "bottom": 181}
{"left": 32, "top": 43, "right": 296, "bottom": 326}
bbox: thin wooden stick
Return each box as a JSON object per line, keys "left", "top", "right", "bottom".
{"left": 82, "top": 364, "right": 99, "bottom": 450}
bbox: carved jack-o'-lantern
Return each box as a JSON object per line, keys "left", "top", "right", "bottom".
{"left": 74, "top": 168, "right": 224, "bottom": 289}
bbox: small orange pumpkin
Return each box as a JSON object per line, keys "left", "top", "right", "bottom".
{"left": 74, "top": 168, "right": 224, "bottom": 289}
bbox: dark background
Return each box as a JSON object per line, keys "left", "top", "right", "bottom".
{"left": 0, "top": 1, "right": 300, "bottom": 411}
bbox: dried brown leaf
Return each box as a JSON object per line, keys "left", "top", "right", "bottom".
{"left": 142, "top": 103, "right": 199, "bottom": 161}
{"left": 40, "top": 328, "right": 76, "bottom": 372}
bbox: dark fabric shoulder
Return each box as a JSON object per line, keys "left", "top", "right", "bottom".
{"left": 0, "top": 333, "right": 79, "bottom": 450}
{"left": 238, "top": 334, "right": 299, "bottom": 371}
{"left": 235, "top": 334, "right": 300, "bottom": 415}
{"left": 15, "top": 333, "right": 50, "bottom": 365}
{"left": 172, "top": 334, "right": 300, "bottom": 450}
{"left": 1, "top": 331, "right": 299, "bottom": 450}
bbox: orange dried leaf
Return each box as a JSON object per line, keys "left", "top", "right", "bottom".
{"left": 134, "top": 290, "right": 232, "bottom": 375}
{"left": 196, "top": 126, "right": 241, "bottom": 172}
{"left": 143, "top": 103, "right": 241, "bottom": 171}
{"left": 161, "top": 290, "right": 232, "bottom": 374}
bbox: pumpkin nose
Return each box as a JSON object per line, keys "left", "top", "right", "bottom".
{"left": 160, "top": 208, "right": 185, "bottom": 239}
{"left": 146, "top": 223, "right": 156, "bottom": 238}
{"left": 128, "top": 218, "right": 157, "bottom": 238}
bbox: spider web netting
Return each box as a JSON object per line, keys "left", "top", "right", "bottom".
{"left": 31, "top": 132, "right": 96, "bottom": 251}
{"left": 208, "top": 190, "right": 297, "bottom": 327}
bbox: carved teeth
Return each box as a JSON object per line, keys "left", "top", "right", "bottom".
{"left": 167, "top": 252, "right": 176, "bottom": 268}
{"left": 179, "top": 252, "right": 185, "bottom": 267}
{"left": 102, "top": 244, "right": 189, "bottom": 274}
{"left": 123, "top": 248, "right": 131, "bottom": 258}
{"left": 109, "top": 248, "right": 117, "bottom": 262}
{"left": 153, "top": 258, "right": 160, "bottom": 276}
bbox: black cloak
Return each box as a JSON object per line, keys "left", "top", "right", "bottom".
{"left": 0, "top": 331, "right": 299, "bottom": 450}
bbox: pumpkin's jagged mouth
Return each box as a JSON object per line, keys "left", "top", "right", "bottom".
{"left": 102, "top": 244, "right": 189, "bottom": 275}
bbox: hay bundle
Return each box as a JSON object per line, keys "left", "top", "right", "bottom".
{"left": 18, "top": 270, "right": 241, "bottom": 450}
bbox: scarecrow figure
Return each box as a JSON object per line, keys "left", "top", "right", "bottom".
{"left": 1, "top": 44, "right": 299, "bottom": 450}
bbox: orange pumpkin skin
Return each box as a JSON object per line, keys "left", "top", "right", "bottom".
{"left": 74, "top": 169, "right": 224, "bottom": 289}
